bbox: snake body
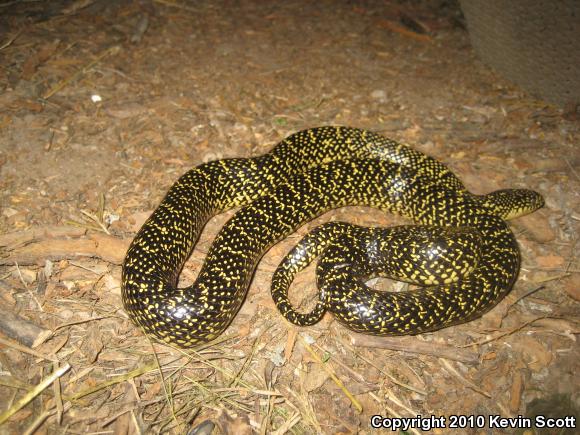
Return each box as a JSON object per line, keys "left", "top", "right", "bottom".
{"left": 122, "top": 126, "right": 543, "bottom": 347}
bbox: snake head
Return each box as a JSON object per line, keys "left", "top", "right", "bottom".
{"left": 480, "top": 188, "right": 545, "bottom": 220}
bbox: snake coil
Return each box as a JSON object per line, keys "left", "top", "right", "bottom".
{"left": 122, "top": 126, "right": 543, "bottom": 347}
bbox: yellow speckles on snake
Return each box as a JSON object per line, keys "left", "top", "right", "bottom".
{"left": 121, "top": 126, "right": 544, "bottom": 347}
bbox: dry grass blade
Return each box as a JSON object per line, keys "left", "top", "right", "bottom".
{"left": 79, "top": 210, "right": 110, "bottom": 235}
{"left": 15, "top": 261, "right": 43, "bottom": 311}
{"left": 65, "top": 361, "right": 157, "bottom": 402}
{"left": 23, "top": 402, "right": 72, "bottom": 435}
{"left": 63, "top": 217, "right": 104, "bottom": 233}
{"left": 229, "top": 337, "right": 260, "bottom": 389}
{"left": 0, "top": 363, "right": 71, "bottom": 425}
{"left": 0, "top": 27, "right": 23, "bottom": 51}
{"left": 42, "top": 45, "right": 121, "bottom": 99}
{"left": 135, "top": 334, "right": 281, "bottom": 431}
{"left": 0, "top": 376, "right": 33, "bottom": 392}
{"left": 337, "top": 337, "right": 427, "bottom": 395}
{"left": 0, "top": 336, "right": 58, "bottom": 362}
{"left": 153, "top": 0, "right": 198, "bottom": 13}
{"left": 149, "top": 337, "right": 178, "bottom": 425}
{"left": 61, "top": 0, "right": 96, "bottom": 15}
{"left": 66, "top": 193, "right": 110, "bottom": 234}
{"left": 298, "top": 334, "right": 363, "bottom": 413}
{"left": 51, "top": 315, "right": 115, "bottom": 334}
{"left": 271, "top": 411, "right": 301, "bottom": 435}
{"left": 439, "top": 358, "right": 491, "bottom": 398}
{"left": 385, "top": 390, "right": 419, "bottom": 417}
{"left": 52, "top": 361, "right": 64, "bottom": 425}
{"left": 168, "top": 343, "right": 259, "bottom": 392}
{"left": 369, "top": 392, "right": 422, "bottom": 435}
{"left": 284, "top": 386, "right": 322, "bottom": 433}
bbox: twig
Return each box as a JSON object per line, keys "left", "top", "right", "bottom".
{"left": 51, "top": 315, "right": 114, "bottom": 333}
{"left": 165, "top": 335, "right": 263, "bottom": 393}
{"left": 533, "top": 274, "right": 570, "bottom": 283}
{"left": 284, "top": 386, "right": 322, "bottom": 433}
{"left": 460, "top": 315, "right": 555, "bottom": 348}
{"left": 505, "top": 285, "right": 545, "bottom": 311}
{"left": 350, "top": 333, "right": 479, "bottom": 364}
{"left": 229, "top": 336, "right": 259, "bottom": 389}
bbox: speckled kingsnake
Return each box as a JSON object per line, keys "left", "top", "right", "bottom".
{"left": 121, "top": 126, "right": 543, "bottom": 346}
{"left": 271, "top": 223, "right": 485, "bottom": 327}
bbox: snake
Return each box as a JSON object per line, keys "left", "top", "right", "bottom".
{"left": 271, "top": 223, "right": 485, "bottom": 327}
{"left": 121, "top": 126, "right": 543, "bottom": 347}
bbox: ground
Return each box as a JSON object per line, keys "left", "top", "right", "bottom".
{"left": 0, "top": 0, "right": 578, "bottom": 434}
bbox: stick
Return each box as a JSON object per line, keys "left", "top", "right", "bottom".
{"left": 0, "top": 310, "right": 52, "bottom": 348}
{"left": 350, "top": 334, "right": 479, "bottom": 364}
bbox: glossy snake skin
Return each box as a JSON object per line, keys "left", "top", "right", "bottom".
{"left": 121, "top": 126, "right": 543, "bottom": 347}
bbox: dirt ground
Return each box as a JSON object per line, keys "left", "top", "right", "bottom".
{"left": 0, "top": 0, "right": 578, "bottom": 434}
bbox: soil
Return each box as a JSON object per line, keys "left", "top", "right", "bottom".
{"left": 0, "top": 0, "right": 578, "bottom": 434}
